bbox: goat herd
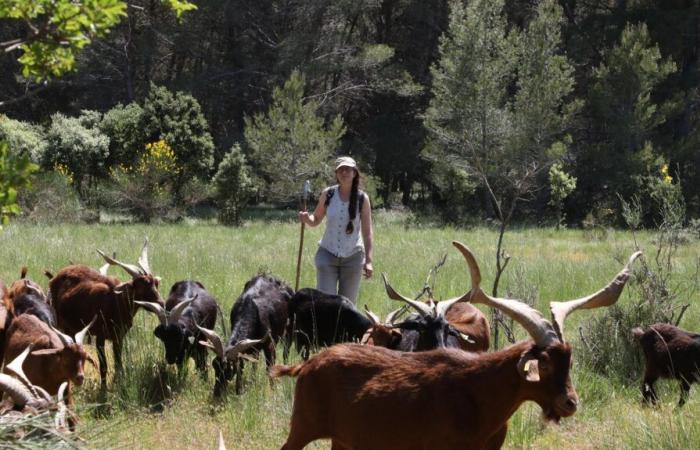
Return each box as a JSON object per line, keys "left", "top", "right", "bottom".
{"left": 0, "top": 239, "right": 697, "bottom": 449}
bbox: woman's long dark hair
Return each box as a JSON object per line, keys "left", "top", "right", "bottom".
{"left": 346, "top": 171, "right": 360, "bottom": 234}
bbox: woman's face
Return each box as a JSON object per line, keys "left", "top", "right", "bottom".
{"left": 335, "top": 166, "right": 356, "bottom": 184}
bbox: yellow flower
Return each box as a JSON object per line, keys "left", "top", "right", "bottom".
{"left": 54, "top": 163, "right": 74, "bottom": 184}
{"left": 660, "top": 164, "right": 672, "bottom": 184}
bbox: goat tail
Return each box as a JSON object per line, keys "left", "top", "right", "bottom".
{"left": 631, "top": 327, "right": 645, "bottom": 341}
{"left": 270, "top": 364, "right": 303, "bottom": 379}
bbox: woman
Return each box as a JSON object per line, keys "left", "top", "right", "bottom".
{"left": 298, "top": 156, "right": 373, "bottom": 304}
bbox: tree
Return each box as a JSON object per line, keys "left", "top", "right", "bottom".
{"left": 0, "top": 140, "right": 38, "bottom": 226}
{"left": 423, "top": 0, "right": 577, "bottom": 347}
{"left": 245, "top": 70, "right": 345, "bottom": 202}
{"left": 213, "top": 144, "right": 256, "bottom": 226}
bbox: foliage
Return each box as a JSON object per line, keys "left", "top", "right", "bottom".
{"left": 101, "top": 139, "right": 180, "bottom": 222}
{"left": 245, "top": 70, "right": 345, "bottom": 202}
{"left": 43, "top": 112, "right": 110, "bottom": 193}
{"left": 0, "top": 114, "right": 47, "bottom": 162}
{"left": 18, "top": 170, "right": 88, "bottom": 224}
{"left": 213, "top": 144, "right": 256, "bottom": 226}
{"left": 549, "top": 163, "right": 577, "bottom": 229}
{"left": 99, "top": 102, "right": 147, "bottom": 169}
{"left": 142, "top": 84, "right": 215, "bottom": 181}
{"left": 0, "top": 0, "right": 196, "bottom": 81}
{"left": 0, "top": 140, "right": 39, "bottom": 226}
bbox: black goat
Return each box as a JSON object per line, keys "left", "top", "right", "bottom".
{"left": 199, "top": 274, "right": 292, "bottom": 395}
{"left": 633, "top": 323, "right": 700, "bottom": 406}
{"left": 285, "top": 288, "right": 371, "bottom": 360}
{"left": 137, "top": 280, "right": 218, "bottom": 371}
{"left": 4, "top": 267, "right": 55, "bottom": 326}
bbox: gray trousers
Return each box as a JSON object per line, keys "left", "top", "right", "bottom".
{"left": 314, "top": 246, "right": 364, "bottom": 304}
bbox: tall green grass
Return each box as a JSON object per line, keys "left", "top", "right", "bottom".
{"left": 1, "top": 212, "right": 699, "bottom": 449}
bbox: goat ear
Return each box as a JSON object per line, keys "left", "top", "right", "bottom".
{"left": 113, "top": 282, "right": 129, "bottom": 295}
{"left": 519, "top": 358, "right": 540, "bottom": 382}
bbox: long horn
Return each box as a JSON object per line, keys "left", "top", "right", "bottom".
{"left": 381, "top": 273, "right": 433, "bottom": 317}
{"left": 135, "top": 301, "right": 167, "bottom": 326}
{"left": 137, "top": 238, "right": 151, "bottom": 275}
{"left": 97, "top": 250, "right": 143, "bottom": 278}
{"left": 436, "top": 240, "right": 488, "bottom": 317}
{"left": 452, "top": 241, "right": 559, "bottom": 348}
{"left": 384, "top": 308, "right": 403, "bottom": 325}
{"left": 49, "top": 324, "right": 75, "bottom": 347}
{"left": 75, "top": 316, "right": 97, "bottom": 346}
{"left": 550, "top": 251, "right": 643, "bottom": 341}
{"left": 0, "top": 373, "right": 34, "bottom": 408}
{"left": 363, "top": 305, "right": 380, "bottom": 325}
{"left": 6, "top": 345, "right": 34, "bottom": 389}
{"left": 225, "top": 338, "right": 263, "bottom": 360}
{"left": 219, "top": 430, "right": 226, "bottom": 450}
{"left": 168, "top": 296, "right": 196, "bottom": 325}
{"left": 54, "top": 381, "right": 69, "bottom": 430}
{"left": 196, "top": 325, "right": 225, "bottom": 359}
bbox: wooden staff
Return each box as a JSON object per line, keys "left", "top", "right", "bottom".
{"left": 295, "top": 180, "right": 311, "bottom": 292}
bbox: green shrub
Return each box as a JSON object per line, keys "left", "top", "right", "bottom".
{"left": 18, "top": 170, "right": 89, "bottom": 224}
{"left": 44, "top": 113, "right": 110, "bottom": 193}
{"left": 213, "top": 144, "right": 256, "bottom": 226}
{"left": 0, "top": 115, "right": 47, "bottom": 162}
{"left": 99, "top": 102, "right": 146, "bottom": 169}
{"left": 0, "top": 140, "right": 39, "bottom": 226}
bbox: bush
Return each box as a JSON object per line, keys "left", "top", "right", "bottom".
{"left": 213, "top": 144, "right": 256, "bottom": 226}
{"left": 99, "top": 102, "right": 146, "bottom": 169}
{"left": 44, "top": 113, "right": 110, "bottom": 194}
{"left": 99, "top": 140, "right": 181, "bottom": 222}
{"left": 0, "top": 115, "right": 47, "bottom": 162}
{"left": 18, "top": 170, "right": 89, "bottom": 224}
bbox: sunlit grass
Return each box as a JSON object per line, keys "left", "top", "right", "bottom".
{"left": 1, "top": 212, "right": 699, "bottom": 449}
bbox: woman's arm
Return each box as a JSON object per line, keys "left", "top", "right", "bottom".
{"left": 299, "top": 189, "right": 328, "bottom": 227}
{"left": 360, "top": 194, "right": 373, "bottom": 279}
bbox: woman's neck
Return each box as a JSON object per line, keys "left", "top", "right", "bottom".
{"left": 338, "top": 182, "right": 352, "bottom": 197}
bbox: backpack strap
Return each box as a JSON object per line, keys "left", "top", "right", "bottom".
{"left": 324, "top": 187, "right": 336, "bottom": 208}
{"left": 359, "top": 191, "right": 365, "bottom": 214}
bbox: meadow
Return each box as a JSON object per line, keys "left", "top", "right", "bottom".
{"left": 1, "top": 210, "right": 699, "bottom": 449}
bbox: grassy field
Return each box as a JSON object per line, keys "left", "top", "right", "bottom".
{"left": 1, "top": 211, "right": 699, "bottom": 449}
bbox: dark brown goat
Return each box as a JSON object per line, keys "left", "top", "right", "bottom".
{"left": 272, "top": 242, "right": 641, "bottom": 450}
{"left": 49, "top": 240, "right": 163, "bottom": 386}
{"left": 633, "top": 323, "right": 700, "bottom": 406}
{"left": 4, "top": 267, "right": 55, "bottom": 326}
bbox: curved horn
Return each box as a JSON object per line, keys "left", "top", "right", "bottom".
{"left": 168, "top": 296, "right": 196, "bottom": 325}
{"left": 363, "top": 305, "right": 380, "bottom": 325}
{"left": 219, "top": 430, "right": 226, "bottom": 450}
{"left": 225, "top": 338, "right": 263, "bottom": 360}
{"left": 137, "top": 238, "right": 151, "bottom": 274}
{"left": 452, "top": 241, "right": 559, "bottom": 348}
{"left": 75, "top": 315, "right": 97, "bottom": 346}
{"left": 54, "top": 381, "right": 69, "bottom": 430}
{"left": 381, "top": 273, "right": 432, "bottom": 317}
{"left": 49, "top": 324, "right": 75, "bottom": 347}
{"left": 6, "top": 345, "right": 34, "bottom": 388}
{"left": 135, "top": 301, "right": 167, "bottom": 326}
{"left": 550, "top": 251, "right": 643, "bottom": 341}
{"left": 196, "top": 325, "right": 225, "bottom": 359}
{"left": 0, "top": 373, "right": 34, "bottom": 408}
{"left": 384, "top": 308, "right": 404, "bottom": 325}
{"left": 97, "top": 250, "right": 143, "bottom": 278}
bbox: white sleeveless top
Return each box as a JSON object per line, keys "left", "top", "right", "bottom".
{"left": 319, "top": 185, "right": 364, "bottom": 258}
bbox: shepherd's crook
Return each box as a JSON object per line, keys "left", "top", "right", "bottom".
{"left": 295, "top": 180, "right": 312, "bottom": 291}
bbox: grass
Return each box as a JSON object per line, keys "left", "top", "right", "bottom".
{"left": 1, "top": 211, "right": 699, "bottom": 449}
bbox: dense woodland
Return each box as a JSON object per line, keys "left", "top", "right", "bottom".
{"left": 1, "top": 0, "right": 699, "bottom": 227}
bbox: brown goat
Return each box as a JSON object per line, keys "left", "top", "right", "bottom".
{"left": 0, "top": 279, "right": 7, "bottom": 364}
{"left": 49, "top": 240, "right": 163, "bottom": 386}
{"left": 632, "top": 323, "right": 700, "bottom": 406}
{"left": 4, "top": 266, "right": 56, "bottom": 326}
{"left": 273, "top": 242, "right": 641, "bottom": 450}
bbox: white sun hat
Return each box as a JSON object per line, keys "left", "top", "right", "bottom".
{"left": 335, "top": 156, "right": 358, "bottom": 171}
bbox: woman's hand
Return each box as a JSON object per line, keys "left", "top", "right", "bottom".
{"left": 299, "top": 211, "right": 311, "bottom": 225}
{"left": 363, "top": 261, "right": 373, "bottom": 279}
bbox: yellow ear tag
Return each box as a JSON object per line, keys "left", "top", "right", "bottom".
{"left": 524, "top": 360, "right": 532, "bottom": 372}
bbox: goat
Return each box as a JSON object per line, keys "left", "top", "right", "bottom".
{"left": 4, "top": 266, "right": 56, "bottom": 326}
{"left": 0, "top": 279, "right": 7, "bottom": 364}
{"left": 632, "top": 323, "right": 700, "bottom": 406}
{"left": 49, "top": 240, "right": 163, "bottom": 386}
{"left": 137, "top": 280, "right": 217, "bottom": 371}
{"left": 272, "top": 242, "right": 641, "bottom": 450}
{"left": 199, "top": 274, "right": 292, "bottom": 395}
{"left": 285, "top": 288, "right": 371, "bottom": 360}
{"left": 0, "top": 348, "right": 73, "bottom": 431}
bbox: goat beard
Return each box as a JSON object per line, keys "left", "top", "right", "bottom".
{"left": 541, "top": 407, "right": 562, "bottom": 424}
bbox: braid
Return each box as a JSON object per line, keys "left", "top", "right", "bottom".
{"left": 345, "top": 173, "right": 359, "bottom": 234}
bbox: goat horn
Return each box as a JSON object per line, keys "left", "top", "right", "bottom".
{"left": 219, "top": 430, "right": 226, "bottom": 450}
{"left": 435, "top": 242, "right": 479, "bottom": 317}
{"left": 384, "top": 308, "right": 404, "bottom": 325}
{"left": 363, "top": 305, "right": 380, "bottom": 325}
{"left": 0, "top": 373, "right": 34, "bottom": 408}
{"left": 550, "top": 251, "right": 643, "bottom": 341}
{"left": 54, "top": 381, "right": 69, "bottom": 430}
{"left": 6, "top": 345, "right": 34, "bottom": 389}
{"left": 135, "top": 301, "right": 167, "bottom": 326}
{"left": 381, "top": 273, "right": 433, "bottom": 318}
{"left": 225, "top": 338, "right": 263, "bottom": 361}
{"left": 168, "top": 296, "right": 196, "bottom": 325}
{"left": 196, "top": 325, "right": 225, "bottom": 359}
{"left": 49, "top": 323, "right": 75, "bottom": 347}
{"left": 97, "top": 250, "right": 144, "bottom": 278}
{"left": 137, "top": 238, "right": 151, "bottom": 275}
{"left": 452, "top": 241, "right": 559, "bottom": 348}
{"left": 98, "top": 262, "right": 110, "bottom": 276}
{"left": 75, "top": 315, "right": 97, "bottom": 346}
